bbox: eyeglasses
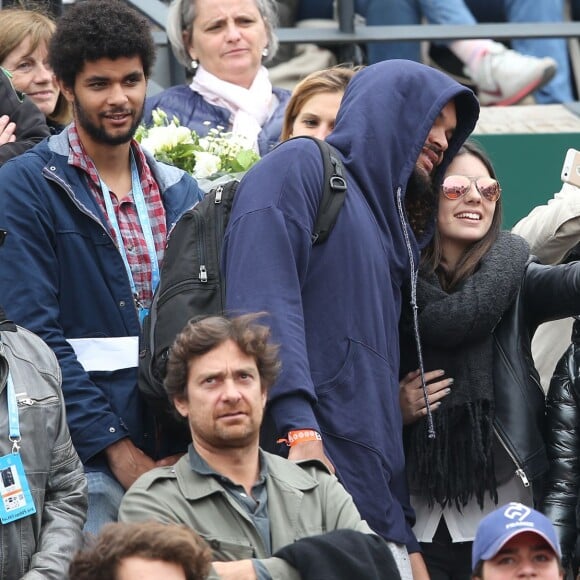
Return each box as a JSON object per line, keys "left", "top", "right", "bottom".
{"left": 441, "top": 175, "right": 502, "bottom": 202}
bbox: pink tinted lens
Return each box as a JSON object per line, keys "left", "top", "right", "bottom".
{"left": 476, "top": 177, "right": 501, "bottom": 201}
{"left": 442, "top": 175, "right": 471, "bottom": 199}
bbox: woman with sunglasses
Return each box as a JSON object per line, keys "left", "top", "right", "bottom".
{"left": 398, "top": 140, "right": 580, "bottom": 580}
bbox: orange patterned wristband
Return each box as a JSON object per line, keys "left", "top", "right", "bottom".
{"left": 277, "top": 429, "right": 322, "bottom": 447}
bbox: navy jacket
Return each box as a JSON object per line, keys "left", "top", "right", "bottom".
{"left": 222, "top": 60, "right": 479, "bottom": 548}
{"left": 144, "top": 85, "right": 290, "bottom": 156}
{"left": 0, "top": 129, "right": 202, "bottom": 473}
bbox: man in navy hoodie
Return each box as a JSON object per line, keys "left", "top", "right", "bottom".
{"left": 222, "top": 60, "right": 479, "bottom": 578}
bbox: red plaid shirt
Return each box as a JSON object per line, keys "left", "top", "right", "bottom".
{"left": 67, "top": 123, "right": 166, "bottom": 308}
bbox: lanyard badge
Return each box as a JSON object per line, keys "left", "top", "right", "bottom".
{"left": 100, "top": 151, "right": 160, "bottom": 325}
{"left": 0, "top": 368, "right": 36, "bottom": 523}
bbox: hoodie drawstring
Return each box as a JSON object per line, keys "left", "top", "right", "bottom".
{"left": 396, "top": 186, "right": 435, "bottom": 439}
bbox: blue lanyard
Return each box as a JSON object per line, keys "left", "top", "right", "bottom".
{"left": 99, "top": 151, "right": 160, "bottom": 306}
{"left": 6, "top": 371, "right": 20, "bottom": 454}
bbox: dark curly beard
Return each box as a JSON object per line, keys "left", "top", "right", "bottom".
{"left": 405, "top": 167, "right": 438, "bottom": 239}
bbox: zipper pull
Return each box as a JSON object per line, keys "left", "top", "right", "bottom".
{"left": 215, "top": 185, "right": 224, "bottom": 204}
{"left": 515, "top": 468, "right": 530, "bottom": 487}
{"left": 199, "top": 265, "right": 208, "bottom": 282}
{"left": 17, "top": 398, "right": 34, "bottom": 406}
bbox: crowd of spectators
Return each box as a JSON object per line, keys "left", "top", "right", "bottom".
{"left": 2, "top": 0, "right": 580, "bottom": 579}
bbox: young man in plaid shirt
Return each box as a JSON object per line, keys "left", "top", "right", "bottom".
{"left": 0, "top": 0, "right": 202, "bottom": 534}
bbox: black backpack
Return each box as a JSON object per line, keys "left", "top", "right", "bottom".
{"left": 138, "top": 137, "right": 347, "bottom": 428}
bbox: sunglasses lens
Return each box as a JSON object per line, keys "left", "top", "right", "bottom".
{"left": 477, "top": 178, "right": 501, "bottom": 201}
{"left": 442, "top": 176, "right": 470, "bottom": 199}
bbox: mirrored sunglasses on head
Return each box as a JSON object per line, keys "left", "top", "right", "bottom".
{"left": 441, "top": 175, "right": 501, "bottom": 202}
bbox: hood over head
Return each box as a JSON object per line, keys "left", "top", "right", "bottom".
{"left": 327, "top": 59, "right": 479, "bottom": 248}
{"left": 326, "top": 60, "right": 479, "bottom": 441}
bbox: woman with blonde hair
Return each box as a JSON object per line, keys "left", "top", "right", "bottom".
{"left": 0, "top": 8, "right": 71, "bottom": 134}
{"left": 281, "top": 65, "right": 358, "bottom": 141}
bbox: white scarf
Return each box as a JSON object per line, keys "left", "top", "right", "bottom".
{"left": 190, "top": 65, "right": 275, "bottom": 152}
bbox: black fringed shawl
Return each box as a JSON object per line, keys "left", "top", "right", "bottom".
{"left": 403, "top": 232, "right": 529, "bottom": 508}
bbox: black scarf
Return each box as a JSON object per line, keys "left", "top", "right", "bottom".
{"left": 403, "top": 232, "right": 529, "bottom": 508}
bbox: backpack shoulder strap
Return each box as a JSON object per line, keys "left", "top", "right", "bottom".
{"left": 275, "top": 136, "right": 347, "bottom": 244}
{"left": 308, "top": 137, "right": 347, "bottom": 245}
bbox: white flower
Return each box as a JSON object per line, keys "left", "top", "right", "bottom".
{"left": 140, "top": 124, "right": 193, "bottom": 154}
{"left": 151, "top": 108, "right": 169, "bottom": 126}
{"left": 193, "top": 151, "right": 221, "bottom": 179}
{"left": 136, "top": 108, "right": 260, "bottom": 179}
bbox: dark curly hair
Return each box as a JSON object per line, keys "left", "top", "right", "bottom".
{"left": 165, "top": 313, "right": 281, "bottom": 403}
{"left": 48, "top": 0, "right": 156, "bottom": 89}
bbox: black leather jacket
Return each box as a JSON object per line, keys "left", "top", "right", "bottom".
{"left": 542, "top": 317, "right": 580, "bottom": 573}
{"left": 492, "top": 258, "right": 580, "bottom": 496}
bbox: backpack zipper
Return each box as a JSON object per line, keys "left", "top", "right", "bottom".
{"left": 191, "top": 211, "right": 207, "bottom": 283}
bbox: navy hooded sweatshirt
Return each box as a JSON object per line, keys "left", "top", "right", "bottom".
{"left": 223, "top": 60, "right": 479, "bottom": 549}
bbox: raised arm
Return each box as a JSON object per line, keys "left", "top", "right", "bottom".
{"left": 513, "top": 184, "right": 580, "bottom": 265}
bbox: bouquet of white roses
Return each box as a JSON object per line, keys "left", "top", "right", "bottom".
{"left": 136, "top": 109, "right": 260, "bottom": 189}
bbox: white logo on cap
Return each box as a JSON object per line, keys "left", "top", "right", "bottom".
{"left": 504, "top": 503, "right": 531, "bottom": 522}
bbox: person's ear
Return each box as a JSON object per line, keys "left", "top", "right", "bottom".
{"left": 173, "top": 396, "right": 189, "bottom": 418}
{"left": 58, "top": 80, "right": 74, "bottom": 104}
{"left": 183, "top": 30, "right": 197, "bottom": 62}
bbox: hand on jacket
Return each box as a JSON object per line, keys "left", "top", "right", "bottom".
{"left": 0, "top": 115, "right": 16, "bottom": 146}
{"left": 399, "top": 368, "right": 452, "bottom": 425}
{"left": 105, "top": 438, "right": 156, "bottom": 490}
{"left": 213, "top": 559, "right": 257, "bottom": 580}
{"left": 288, "top": 440, "right": 335, "bottom": 474}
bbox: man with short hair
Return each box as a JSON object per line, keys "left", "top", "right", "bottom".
{"left": 221, "top": 59, "right": 479, "bottom": 578}
{"left": 69, "top": 521, "right": 211, "bottom": 580}
{"left": 471, "top": 502, "right": 564, "bottom": 579}
{"left": 0, "top": 0, "right": 202, "bottom": 534}
{"left": 120, "top": 314, "right": 400, "bottom": 580}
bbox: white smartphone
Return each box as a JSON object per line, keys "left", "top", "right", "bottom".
{"left": 561, "top": 148, "right": 580, "bottom": 187}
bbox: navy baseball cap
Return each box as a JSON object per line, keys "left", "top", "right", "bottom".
{"left": 472, "top": 502, "right": 561, "bottom": 571}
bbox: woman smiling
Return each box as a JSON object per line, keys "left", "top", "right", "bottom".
{"left": 0, "top": 9, "right": 71, "bottom": 135}
{"left": 399, "top": 141, "right": 580, "bottom": 580}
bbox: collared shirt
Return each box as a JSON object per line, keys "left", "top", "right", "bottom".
{"left": 67, "top": 123, "right": 166, "bottom": 308}
{"left": 188, "top": 445, "right": 272, "bottom": 580}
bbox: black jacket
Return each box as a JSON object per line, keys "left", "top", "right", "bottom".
{"left": 404, "top": 257, "right": 580, "bottom": 501}
{"left": 273, "top": 529, "right": 401, "bottom": 580}
{"left": 494, "top": 258, "right": 580, "bottom": 497}
{"left": 0, "top": 68, "right": 50, "bottom": 166}
{"left": 542, "top": 317, "right": 580, "bottom": 573}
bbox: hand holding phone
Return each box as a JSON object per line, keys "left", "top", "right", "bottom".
{"left": 561, "top": 148, "right": 580, "bottom": 187}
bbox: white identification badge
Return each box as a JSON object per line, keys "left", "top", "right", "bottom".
{"left": 0, "top": 453, "right": 36, "bottom": 523}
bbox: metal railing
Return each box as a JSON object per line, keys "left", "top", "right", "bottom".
{"left": 125, "top": 0, "right": 580, "bottom": 92}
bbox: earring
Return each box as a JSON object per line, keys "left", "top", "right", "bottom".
{"left": 262, "top": 47, "right": 269, "bottom": 58}
{"left": 191, "top": 59, "right": 199, "bottom": 70}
